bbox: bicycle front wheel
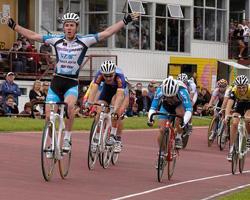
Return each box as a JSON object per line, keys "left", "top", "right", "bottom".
{"left": 101, "top": 119, "right": 112, "bottom": 169}
{"left": 157, "top": 128, "right": 168, "bottom": 182}
{"left": 208, "top": 117, "right": 217, "bottom": 147}
{"left": 239, "top": 132, "right": 247, "bottom": 174}
{"left": 168, "top": 131, "right": 177, "bottom": 180}
{"left": 41, "top": 121, "right": 56, "bottom": 181}
{"left": 87, "top": 120, "right": 99, "bottom": 170}
{"left": 58, "top": 129, "right": 72, "bottom": 179}
{"left": 111, "top": 152, "right": 119, "bottom": 165}
{"left": 231, "top": 146, "right": 238, "bottom": 175}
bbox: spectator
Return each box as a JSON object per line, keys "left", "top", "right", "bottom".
{"left": 1, "top": 72, "right": 21, "bottom": 105}
{"left": 9, "top": 42, "right": 25, "bottom": 72}
{"left": 136, "top": 88, "right": 151, "bottom": 115}
{"left": 29, "top": 80, "right": 46, "bottom": 102}
{"left": 135, "top": 82, "right": 143, "bottom": 98}
{"left": 194, "top": 87, "right": 211, "bottom": 116}
{"left": 147, "top": 80, "right": 158, "bottom": 101}
{"left": 155, "top": 25, "right": 165, "bottom": 50}
{"left": 57, "top": 7, "right": 64, "bottom": 31}
{"left": 39, "top": 42, "right": 53, "bottom": 65}
{"left": 3, "top": 95, "right": 19, "bottom": 115}
{"left": 20, "top": 102, "right": 32, "bottom": 116}
{"left": 233, "top": 23, "right": 245, "bottom": 58}
{"left": 26, "top": 43, "right": 40, "bottom": 72}
{"left": 0, "top": 95, "right": 4, "bottom": 116}
{"left": 41, "top": 81, "right": 49, "bottom": 99}
{"left": 126, "top": 90, "right": 136, "bottom": 117}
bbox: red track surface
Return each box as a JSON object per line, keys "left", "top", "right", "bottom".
{"left": 0, "top": 128, "right": 250, "bottom": 200}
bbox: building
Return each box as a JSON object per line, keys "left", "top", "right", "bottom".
{"left": 0, "top": 0, "right": 250, "bottom": 110}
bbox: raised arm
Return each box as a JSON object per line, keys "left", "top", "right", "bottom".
{"left": 7, "top": 18, "right": 43, "bottom": 43}
{"left": 98, "top": 13, "right": 139, "bottom": 41}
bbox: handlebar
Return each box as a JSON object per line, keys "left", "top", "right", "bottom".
{"left": 149, "top": 112, "right": 183, "bottom": 123}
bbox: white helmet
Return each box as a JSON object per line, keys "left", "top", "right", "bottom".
{"left": 162, "top": 77, "right": 179, "bottom": 97}
{"left": 62, "top": 12, "right": 80, "bottom": 24}
{"left": 234, "top": 75, "right": 249, "bottom": 86}
{"left": 100, "top": 60, "right": 116, "bottom": 74}
{"left": 177, "top": 73, "right": 188, "bottom": 83}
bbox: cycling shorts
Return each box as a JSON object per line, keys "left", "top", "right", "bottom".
{"left": 233, "top": 101, "right": 250, "bottom": 116}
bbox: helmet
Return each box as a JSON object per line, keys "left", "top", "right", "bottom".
{"left": 177, "top": 73, "right": 188, "bottom": 83}
{"left": 100, "top": 60, "right": 116, "bottom": 74}
{"left": 234, "top": 75, "right": 249, "bottom": 86}
{"left": 217, "top": 79, "right": 228, "bottom": 88}
{"left": 161, "top": 77, "right": 179, "bottom": 97}
{"left": 62, "top": 13, "right": 80, "bottom": 24}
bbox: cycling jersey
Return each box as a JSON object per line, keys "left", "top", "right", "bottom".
{"left": 182, "top": 79, "right": 198, "bottom": 104}
{"left": 43, "top": 34, "right": 98, "bottom": 78}
{"left": 224, "top": 86, "right": 233, "bottom": 98}
{"left": 150, "top": 82, "right": 193, "bottom": 124}
{"left": 229, "top": 84, "right": 250, "bottom": 102}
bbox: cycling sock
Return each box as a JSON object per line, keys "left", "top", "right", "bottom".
{"left": 64, "top": 131, "right": 71, "bottom": 140}
{"left": 111, "top": 127, "right": 117, "bottom": 136}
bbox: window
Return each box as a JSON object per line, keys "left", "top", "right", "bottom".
{"left": 85, "top": 0, "right": 108, "bottom": 47}
{"left": 42, "top": 0, "right": 55, "bottom": 31}
{"left": 193, "top": 0, "right": 227, "bottom": 42}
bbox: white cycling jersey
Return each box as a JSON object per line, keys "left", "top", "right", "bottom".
{"left": 43, "top": 34, "right": 98, "bottom": 78}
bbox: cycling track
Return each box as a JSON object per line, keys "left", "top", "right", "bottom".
{"left": 0, "top": 127, "right": 250, "bottom": 200}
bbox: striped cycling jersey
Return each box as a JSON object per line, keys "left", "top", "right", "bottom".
{"left": 43, "top": 34, "right": 98, "bottom": 78}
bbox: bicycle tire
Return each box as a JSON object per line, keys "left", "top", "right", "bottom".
{"left": 231, "top": 145, "right": 238, "bottom": 175}
{"left": 157, "top": 128, "right": 168, "bottom": 182}
{"left": 239, "top": 154, "right": 246, "bottom": 173}
{"left": 219, "top": 122, "right": 226, "bottom": 151}
{"left": 41, "top": 121, "right": 56, "bottom": 181}
{"left": 111, "top": 152, "right": 119, "bottom": 165}
{"left": 239, "top": 131, "right": 247, "bottom": 174}
{"left": 168, "top": 130, "right": 177, "bottom": 180}
{"left": 58, "top": 129, "right": 72, "bottom": 179}
{"left": 182, "top": 132, "right": 189, "bottom": 149}
{"left": 101, "top": 119, "right": 112, "bottom": 169}
{"left": 87, "top": 120, "right": 99, "bottom": 170}
{"left": 207, "top": 117, "right": 217, "bottom": 147}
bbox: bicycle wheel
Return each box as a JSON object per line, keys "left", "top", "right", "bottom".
{"left": 168, "top": 130, "right": 177, "bottom": 180}
{"left": 111, "top": 152, "right": 119, "bottom": 165}
{"left": 182, "top": 132, "right": 189, "bottom": 149}
{"left": 231, "top": 145, "right": 238, "bottom": 175}
{"left": 58, "top": 129, "right": 72, "bottom": 179}
{"left": 41, "top": 121, "right": 56, "bottom": 181}
{"left": 208, "top": 117, "right": 217, "bottom": 147}
{"left": 239, "top": 132, "right": 247, "bottom": 174}
{"left": 218, "top": 122, "right": 227, "bottom": 151}
{"left": 101, "top": 119, "right": 112, "bottom": 169}
{"left": 87, "top": 120, "right": 99, "bottom": 170}
{"left": 157, "top": 128, "right": 168, "bottom": 182}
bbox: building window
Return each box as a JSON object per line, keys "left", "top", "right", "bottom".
{"left": 84, "top": 0, "right": 108, "bottom": 47}
{"left": 194, "top": 0, "right": 227, "bottom": 42}
{"left": 42, "top": 0, "right": 55, "bottom": 31}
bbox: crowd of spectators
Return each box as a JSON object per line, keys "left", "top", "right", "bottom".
{"left": 229, "top": 19, "right": 250, "bottom": 59}
{"left": 0, "top": 36, "right": 53, "bottom": 74}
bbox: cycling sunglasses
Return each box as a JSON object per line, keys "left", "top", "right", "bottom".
{"left": 103, "top": 73, "right": 114, "bottom": 78}
{"left": 237, "top": 85, "right": 247, "bottom": 90}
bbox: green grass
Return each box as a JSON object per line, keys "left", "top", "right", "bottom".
{"left": 218, "top": 187, "right": 250, "bottom": 200}
{"left": 0, "top": 115, "right": 210, "bottom": 132}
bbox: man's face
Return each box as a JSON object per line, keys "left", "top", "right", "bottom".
{"left": 7, "top": 74, "right": 15, "bottom": 82}
{"left": 218, "top": 86, "right": 226, "bottom": 93}
{"left": 6, "top": 98, "right": 15, "bottom": 106}
{"left": 237, "top": 85, "right": 248, "bottom": 95}
{"left": 64, "top": 22, "right": 77, "bottom": 40}
{"left": 103, "top": 73, "right": 115, "bottom": 84}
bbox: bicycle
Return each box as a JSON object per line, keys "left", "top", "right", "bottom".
{"left": 207, "top": 106, "right": 225, "bottom": 148}
{"left": 149, "top": 112, "right": 185, "bottom": 182}
{"left": 87, "top": 103, "right": 119, "bottom": 170}
{"left": 228, "top": 115, "right": 250, "bottom": 175}
{"left": 33, "top": 102, "right": 71, "bottom": 181}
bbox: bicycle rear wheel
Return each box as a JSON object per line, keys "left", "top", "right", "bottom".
{"left": 58, "top": 129, "right": 72, "bottom": 179}
{"left": 41, "top": 121, "right": 56, "bottom": 181}
{"left": 231, "top": 146, "right": 238, "bottom": 175}
{"left": 208, "top": 117, "right": 217, "bottom": 147}
{"left": 182, "top": 132, "right": 189, "bottom": 149}
{"left": 168, "top": 131, "right": 177, "bottom": 180}
{"left": 157, "top": 129, "right": 168, "bottom": 182}
{"left": 87, "top": 120, "right": 99, "bottom": 170}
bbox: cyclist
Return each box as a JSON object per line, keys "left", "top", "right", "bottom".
{"left": 177, "top": 73, "right": 198, "bottom": 134}
{"left": 225, "top": 75, "right": 250, "bottom": 161}
{"left": 86, "top": 60, "right": 127, "bottom": 153}
{"left": 206, "top": 79, "right": 228, "bottom": 140}
{"left": 6, "top": 12, "right": 138, "bottom": 151}
{"left": 148, "top": 77, "right": 193, "bottom": 150}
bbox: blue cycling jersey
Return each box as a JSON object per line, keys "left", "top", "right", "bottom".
{"left": 43, "top": 34, "right": 98, "bottom": 78}
{"left": 150, "top": 83, "right": 193, "bottom": 112}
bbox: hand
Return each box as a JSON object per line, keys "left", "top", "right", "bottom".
{"left": 7, "top": 17, "right": 16, "bottom": 30}
{"left": 123, "top": 12, "right": 139, "bottom": 25}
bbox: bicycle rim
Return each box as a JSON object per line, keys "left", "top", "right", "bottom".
{"left": 168, "top": 131, "right": 177, "bottom": 180}
{"left": 157, "top": 129, "right": 168, "bottom": 182}
{"left": 231, "top": 148, "right": 238, "bottom": 175}
{"left": 219, "top": 124, "right": 226, "bottom": 151}
{"left": 87, "top": 120, "right": 99, "bottom": 170}
{"left": 207, "top": 117, "right": 216, "bottom": 147}
{"left": 58, "top": 129, "right": 72, "bottom": 179}
{"left": 41, "top": 121, "right": 56, "bottom": 181}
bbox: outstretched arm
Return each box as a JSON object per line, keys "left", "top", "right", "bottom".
{"left": 98, "top": 13, "right": 139, "bottom": 41}
{"left": 7, "top": 18, "right": 43, "bottom": 43}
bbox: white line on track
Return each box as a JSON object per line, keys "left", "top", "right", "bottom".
{"left": 111, "top": 170, "right": 250, "bottom": 200}
{"left": 200, "top": 183, "right": 250, "bottom": 200}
